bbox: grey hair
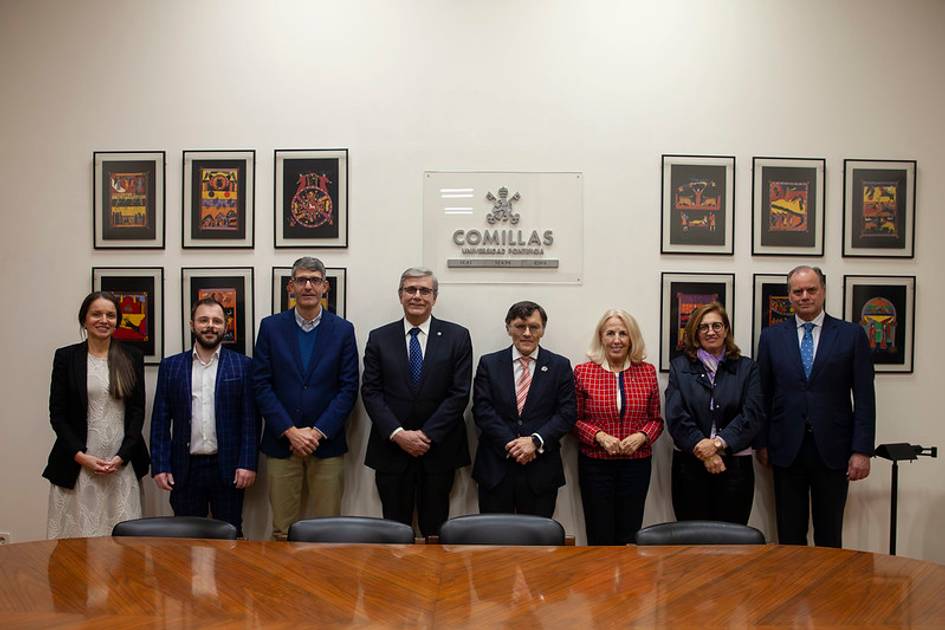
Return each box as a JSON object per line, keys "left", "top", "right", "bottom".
{"left": 787, "top": 265, "right": 826, "bottom": 289}
{"left": 399, "top": 267, "right": 438, "bottom": 295}
{"left": 291, "top": 256, "right": 326, "bottom": 278}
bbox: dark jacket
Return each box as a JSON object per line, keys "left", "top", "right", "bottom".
{"left": 362, "top": 317, "right": 472, "bottom": 474}
{"left": 664, "top": 353, "right": 763, "bottom": 455}
{"left": 472, "top": 346, "right": 576, "bottom": 492}
{"left": 43, "top": 341, "right": 150, "bottom": 488}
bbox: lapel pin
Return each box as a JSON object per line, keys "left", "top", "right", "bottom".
{"left": 437, "top": 331, "right": 442, "bottom": 336}
{"left": 541, "top": 366, "right": 548, "bottom": 372}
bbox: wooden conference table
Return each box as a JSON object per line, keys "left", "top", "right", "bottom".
{"left": 2, "top": 538, "right": 944, "bottom": 628}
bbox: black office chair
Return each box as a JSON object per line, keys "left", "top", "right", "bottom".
{"left": 111, "top": 516, "right": 238, "bottom": 540}
{"left": 287, "top": 516, "right": 416, "bottom": 544}
{"left": 634, "top": 520, "right": 765, "bottom": 546}
{"left": 437, "top": 514, "right": 566, "bottom": 546}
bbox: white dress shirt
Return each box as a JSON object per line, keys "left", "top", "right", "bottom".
{"left": 294, "top": 306, "right": 323, "bottom": 331}
{"left": 794, "top": 310, "right": 826, "bottom": 359}
{"left": 190, "top": 346, "right": 221, "bottom": 455}
{"left": 512, "top": 345, "right": 544, "bottom": 451}
{"left": 390, "top": 317, "right": 432, "bottom": 440}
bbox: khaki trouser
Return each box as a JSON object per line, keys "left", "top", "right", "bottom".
{"left": 267, "top": 454, "right": 344, "bottom": 540}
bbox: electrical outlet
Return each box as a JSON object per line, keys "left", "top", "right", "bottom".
{"left": 0, "top": 532, "right": 10, "bottom": 545}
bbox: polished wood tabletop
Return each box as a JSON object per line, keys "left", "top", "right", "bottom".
{"left": 2, "top": 537, "right": 944, "bottom": 628}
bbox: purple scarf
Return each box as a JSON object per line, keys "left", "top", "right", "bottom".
{"left": 696, "top": 348, "right": 725, "bottom": 385}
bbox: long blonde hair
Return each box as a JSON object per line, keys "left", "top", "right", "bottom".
{"left": 587, "top": 308, "right": 647, "bottom": 365}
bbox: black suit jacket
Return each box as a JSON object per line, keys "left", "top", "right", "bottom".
{"left": 472, "top": 346, "right": 576, "bottom": 493}
{"left": 43, "top": 341, "right": 150, "bottom": 488}
{"left": 362, "top": 317, "right": 472, "bottom": 474}
{"left": 664, "top": 354, "right": 763, "bottom": 454}
{"left": 757, "top": 314, "right": 876, "bottom": 470}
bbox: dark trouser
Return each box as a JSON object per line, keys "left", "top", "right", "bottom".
{"left": 578, "top": 454, "right": 651, "bottom": 546}
{"left": 375, "top": 460, "right": 455, "bottom": 537}
{"left": 671, "top": 450, "right": 755, "bottom": 525}
{"left": 477, "top": 464, "right": 558, "bottom": 518}
{"left": 773, "top": 431, "right": 849, "bottom": 548}
{"left": 169, "top": 455, "right": 245, "bottom": 536}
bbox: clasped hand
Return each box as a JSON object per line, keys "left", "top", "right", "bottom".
{"left": 285, "top": 426, "right": 321, "bottom": 456}
{"left": 693, "top": 438, "right": 726, "bottom": 474}
{"left": 506, "top": 436, "right": 537, "bottom": 464}
{"left": 595, "top": 431, "right": 646, "bottom": 456}
{"left": 75, "top": 452, "right": 122, "bottom": 476}
{"left": 393, "top": 429, "right": 431, "bottom": 457}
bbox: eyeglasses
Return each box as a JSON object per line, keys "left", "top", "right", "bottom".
{"left": 510, "top": 323, "right": 543, "bottom": 334}
{"left": 292, "top": 276, "right": 325, "bottom": 287}
{"left": 400, "top": 286, "right": 434, "bottom": 297}
{"left": 698, "top": 322, "right": 725, "bottom": 333}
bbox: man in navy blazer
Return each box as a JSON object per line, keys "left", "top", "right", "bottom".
{"left": 151, "top": 297, "right": 259, "bottom": 536}
{"left": 253, "top": 257, "right": 359, "bottom": 539}
{"left": 362, "top": 267, "right": 472, "bottom": 536}
{"left": 757, "top": 265, "right": 875, "bottom": 548}
{"left": 472, "top": 301, "right": 576, "bottom": 517}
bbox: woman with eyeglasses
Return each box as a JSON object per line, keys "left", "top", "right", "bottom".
{"left": 573, "top": 309, "right": 663, "bottom": 545}
{"left": 43, "top": 291, "right": 149, "bottom": 538}
{"left": 664, "top": 302, "right": 763, "bottom": 525}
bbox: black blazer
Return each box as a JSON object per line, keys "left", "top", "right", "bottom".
{"left": 362, "top": 317, "right": 472, "bottom": 474}
{"left": 472, "top": 346, "right": 576, "bottom": 493}
{"left": 43, "top": 341, "right": 150, "bottom": 489}
{"left": 664, "top": 354, "right": 763, "bottom": 455}
{"left": 756, "top": 314, "right": 875, "bottom": 469}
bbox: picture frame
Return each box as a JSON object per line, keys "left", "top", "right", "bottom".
{"left": 93, "top": 151, "right": 165, "bottom": 249}
{"left": 660, "top": 272, "right": 735, "bottom": 371}
{"left": 91, "top": 267, "right": 164, "bottom": 365}
{"left": 274, "top": 149, "right": 348, "bottom": 248}
{"left": 182, "top": 149, "right": 255, "bottom": 248}
{"left": 843, "top": 275, "right": 915, "bottom": 373}
{"left": 661, "top": 154, "right": 735, "bottom": 255}
{"left": 271, "top": 266, "right": 347, "bottom": 318}
{"left": 181, "top": 267, "right": 254, "bottom": 357}
{"left": 751, "top": 272, "right": 825, "bottom": 359}
{"left": 751, "top": 157, "right": 826, "bottom": 256}
{"left": 842, "top": 159, "right": 916, "bottom": 258}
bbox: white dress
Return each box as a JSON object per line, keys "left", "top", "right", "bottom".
{"left": 46, "top": 354, "right": 142, "bottom": 538}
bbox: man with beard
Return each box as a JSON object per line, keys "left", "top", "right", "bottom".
{"left": 151, "top": 297, "right": 259, "bottom": 535}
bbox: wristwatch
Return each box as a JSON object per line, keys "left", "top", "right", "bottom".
{"left": 713, "top": 437, "right": 725, "bottom": 453}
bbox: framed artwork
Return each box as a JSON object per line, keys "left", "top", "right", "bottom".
{"left": 661, "top": 154, "right": 735, "bottom": 255}
{"left": 182, "top": 150, "right": 255, "bottom": 248}
{"left": 91, "top": 267, "right": 164, "bottom": 365}
{"left": 842, "top": 159, "right": 916, "bottom": 258}
{"left": 751, "top": 273, "right": 811, "bottom": 359}
{"left": 660, "top": 272, "right": 735, "bottom": 371}
{"left": 93, "top": 151, "right": 165, "bottom": 249}
{"left": 271, "top": 267, "right": 347, "bottom": 318}
{"left": 274, "top": 149, "right": 348, "bottom": 248}
{"left": 181, "top": 268, "right": 254, "bottom": 357}
{"left": 843, "top": 275, "right": 915, "bottom": 373}
{"left": 752, "top": 157, "right": 826, "bottom": 256}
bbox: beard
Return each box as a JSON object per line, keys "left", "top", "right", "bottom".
{"left": 195, "top": 330, "right": 223, "bottom": 350}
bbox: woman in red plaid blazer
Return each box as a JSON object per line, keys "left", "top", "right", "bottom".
{"left": 573, "top": 308, "right": 663, "bottom": 545}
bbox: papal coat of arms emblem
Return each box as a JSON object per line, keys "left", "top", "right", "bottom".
{"left": 485, "top": 187, "right": 521, "bottom": 224}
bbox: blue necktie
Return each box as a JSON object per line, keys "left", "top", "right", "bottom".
{"left": 800, "top": 322, "right": 815, "bottom": 379}
{"left": 408, "top": 327, "right": 423, "bottom": 386}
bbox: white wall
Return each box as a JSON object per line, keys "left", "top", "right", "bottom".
{"left": 1, "top": 0, "right": 943, "bottom": 560}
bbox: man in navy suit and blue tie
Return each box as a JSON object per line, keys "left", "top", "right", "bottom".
{"left": 757, "top": 265, "right": 875, "bottom": 548}
{"left": 151, "top": 297, "right": 259, "bottom": 536}
{"left": 362, "top": 267, "right": 472, "bottom": 536}
{"left": 253, "top": 257, "right": 359, "bottom": 540}
{"left": 472, "top": 301, "right": 576, "bottom": 517}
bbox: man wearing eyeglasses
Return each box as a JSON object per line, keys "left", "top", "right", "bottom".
{"left": 253, "top": 256, "right": 359, "bottom": 539}
{"left": 471, "top": 301, "right": 576, "bottom": 517}
{"left": 362, "top": 267, "right": 472, "bottom": 537}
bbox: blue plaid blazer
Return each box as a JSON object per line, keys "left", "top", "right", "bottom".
{"left": 150, "top": 347, "right": 259, "bottom": 484}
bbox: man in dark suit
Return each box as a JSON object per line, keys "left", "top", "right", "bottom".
{"left": 151, "top": 297, "right": 259, "bottom": 536}
{"left": 362, "top": 267, "right": 472, "bottom": 536}
{"left": 253, "top": 257, "right": 359, "bottom": 539}
{"left": 472, "top": 301, "right": 576, "bottom": 517}
{"left": 757, "top": 265, "right": 875, "bottom": 548}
